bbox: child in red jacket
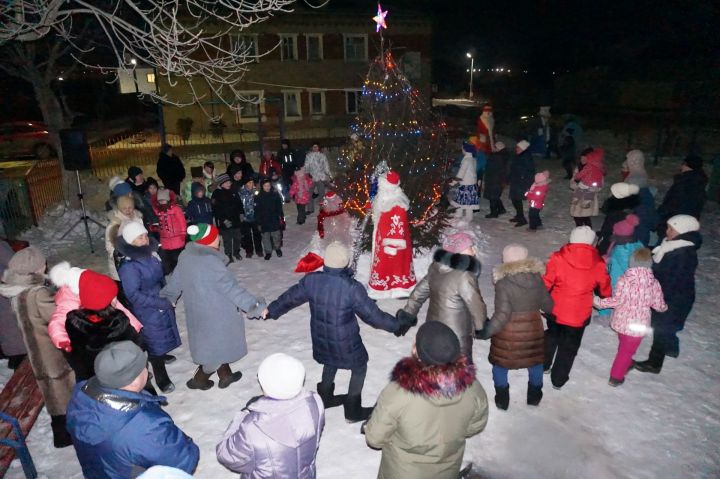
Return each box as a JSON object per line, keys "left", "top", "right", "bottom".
{"left": 153, "top": 188, "right": 187, "bottom": 275}
{"left": 289, "top": 166, "right": 314, "bottom": 225}
{"left": 542, "top": 226, "right": 611, "bottom": 389}
{"left": 525, "top": 170, "right": 550, "bottom": 231}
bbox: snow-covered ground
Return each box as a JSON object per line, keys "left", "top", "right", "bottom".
{"left": 3, "top": 149, "right": 720, "bottom": 478}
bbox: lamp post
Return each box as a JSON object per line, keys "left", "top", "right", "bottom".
{"left": 466, "top": 52, "right": 474, "bottom": 99}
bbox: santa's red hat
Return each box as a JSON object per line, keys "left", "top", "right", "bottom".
{"left": 386, "top": 171, "right": 400, "bottom": 185}
{"left": 324, "top": 191, "right": 337, "bottom": 199}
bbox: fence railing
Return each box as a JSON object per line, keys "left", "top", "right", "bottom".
{"left": 0, "top": 159, "right": 64, "bottom": 238}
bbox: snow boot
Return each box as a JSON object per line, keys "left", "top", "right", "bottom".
{"left": 264, "top": 253, "right": 272, "bottom": 260}
{"left": 233, "top": 252, "right": 243, "bottom": 261}
{"left": 494, "top": 385, "right": 510, "bottom": 410}
{"left": 608, "top": 377, "right": 624, "bottom": 387}
{"left": 527, "top": 383, "right": 543, "bottom": 406}
{"left": 187, "top": 366, "right": 215, "bottom": 390}
{"left": 150, "top": 357, "right": 175, "bottom": 393}
{"left": 317, "top": 382, "right": 347, "bottom": 409}
{"left": 633, "top": 360, "right": 661, "bottom": 374}
{"left": 276, "top": 249, "right": 283, "bottom": 257}
{"left": 50, "top": 415, "right": 72, "bottom": 448}
{"left": 514, "top": 218, "right": 528, "bottom": 227}
{"left": 217, "top": 363, "right": 243, "bottom": 389}
{"left": 344, "top": 394, "right": 374, "bottom": 423}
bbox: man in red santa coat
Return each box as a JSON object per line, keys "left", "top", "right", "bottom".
{"left": 368, "top": 170, "right": 416, "bottom": 299}
{"left": 476, "top": 104, "right": 495, "bottom": 154}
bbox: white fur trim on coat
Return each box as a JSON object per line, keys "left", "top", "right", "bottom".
{"left": 372, "top": 178, "right": 410, "bottom": 218}
{"left": 48, "top": 261, "right": 85, "bottom": 294}
{"left": 652, "top": 239, "right": 694, "bottom": 263}
{"left": 382, "top": 238, "right": 407, "bottom": 249}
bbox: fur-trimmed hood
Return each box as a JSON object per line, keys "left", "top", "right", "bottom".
{"left": 492, "top": 257, "right": 545, "bottom": 283}
{"left": 391, "top": 355, "right": 476, "bottom": 402}
{"left": 115, "top": 236, "right": 159, "bottom": 260}
{"left": 433, "top": 249, "right": 481, "bottom": 277}
{"left": 0, "top": 270, "right": 47, "bottom": 298}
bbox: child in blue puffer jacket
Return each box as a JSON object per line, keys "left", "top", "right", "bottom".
{"left": 186, "top": 183, "right": 213, "bottom": 225}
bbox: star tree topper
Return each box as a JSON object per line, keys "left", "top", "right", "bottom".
{"left": 373, "top": 3, "right": 388, "bottom": 33}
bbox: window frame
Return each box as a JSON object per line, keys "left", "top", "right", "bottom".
{"left": 235, "top": 90, "right": 265, "bottom": 124}
{"left": 282, "top": 90, "right": 303, "bottom": 120}
{"left": 235, "top": 34, "right": 259, "bottom": 63}
{"left": 344, "top": 89, "right": 362, "bottom": 114}
{"left": 343, "top": 34, "right": 368, "bottom": 62}
{"left": 279, "top": 34, "right": 299, "bottom": 61}
{"left": 308, "top": 90, "right": 326, "bottom": 116}
{"left": 305, "top": 33, "right": 324, "bottom": 61}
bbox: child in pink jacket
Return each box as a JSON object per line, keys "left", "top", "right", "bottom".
{"left": 525, "top": 170, "right": 550, "bottom": 231}
{"left": 48, "top": 262, "right": 142, "bottom": 352}
{"left": 594, "top": 248, "right": 667, "bottom": 386}
{"left": 289, "top": 166, "right": 314, "bottom": 225}
{"left": 152, "top": 188, "right": 187, "bottom": 275}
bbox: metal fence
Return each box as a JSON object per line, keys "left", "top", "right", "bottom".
{"left": 0, "top": 160, "right": 64, "bottom": 238}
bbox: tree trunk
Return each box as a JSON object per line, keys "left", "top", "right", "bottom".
{"left": 28, "top": 74, "right": 79, "bottom": 204}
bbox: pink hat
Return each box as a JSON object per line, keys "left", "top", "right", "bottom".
{"left": 613, "top": 214, "right": 640, "bottom": 236}
{"left": 443, "top": 232, "right": 474, "bottom": 254}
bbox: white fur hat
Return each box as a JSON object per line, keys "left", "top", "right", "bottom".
{"left": 121, "top": 221, "right": 148, "bottom": 244}
{"left": 667, "top": 215, "right": 700, "bottom": 235}
{"left": 502, "top": 243, "right": 528, "bottom": 263}
{"left": 569, "top": 226, "right": 596, "bottom": 245}
{"left": 324, "top": 241, "right": 350, "bottom": 269}
{"left": 49, "top": 261, "right": 86, "bottom": 294}
{"left": 257, "top": 353, "right": 306, "bottom": 400}
{"left": 108, "top": 176, "right": 125, "bottom": 190}
{"left": 610, "top": 182, "right": 640, "bottom": 199}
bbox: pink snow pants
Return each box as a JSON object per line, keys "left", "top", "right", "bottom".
{"left": 610, "top": 333, "right": 644, "bottom": 380}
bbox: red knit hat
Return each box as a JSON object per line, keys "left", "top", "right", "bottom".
{"left": 79, "top": 270, "right": 118, "bottom": 310}
{"left": 386, "top": 170, "right": 400, "bottom": 185}
{"left": 187, "top": 223, "right": 219, "bottom": 246}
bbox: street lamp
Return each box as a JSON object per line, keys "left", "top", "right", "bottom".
{"left": 466, "top": 52, "right": 474, "bottom": 99}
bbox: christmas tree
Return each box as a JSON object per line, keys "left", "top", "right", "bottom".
{"left": 336, "top": 47, "right": 451, "bottom": 252}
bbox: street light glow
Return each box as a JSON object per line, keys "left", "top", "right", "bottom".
{"left": 130, "top": 58, "right": 137, "bottom": 65}
{"left": 466, "top": 52, "right": 472, "bottom": 58}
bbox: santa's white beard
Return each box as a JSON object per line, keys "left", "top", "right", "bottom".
{"left": 372, "top": 182, "right": 410, "bottom": 220}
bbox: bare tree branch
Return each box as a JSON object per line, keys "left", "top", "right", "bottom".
{"left": 1, "top": 0, "right": 296, "bottom": 118}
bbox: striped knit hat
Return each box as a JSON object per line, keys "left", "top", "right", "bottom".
{"left": 187, "top": 223, "right": 219, "bottom": 246}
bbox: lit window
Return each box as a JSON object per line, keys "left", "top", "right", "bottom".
{"left": 146, "top": 72, "right": 155, "bottom": 83}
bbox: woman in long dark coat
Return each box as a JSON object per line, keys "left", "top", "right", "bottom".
{"left": 483, "top": 142, "right": 509, "bottom": 218}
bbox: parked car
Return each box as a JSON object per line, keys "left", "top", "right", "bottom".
{"left": 0, "top": 122, "right": 55, "bottom": 159}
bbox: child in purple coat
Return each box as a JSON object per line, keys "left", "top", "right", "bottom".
{"left": 216, "top": 353, "right": 324, "bottom": 478}
{"left": 525, "top": 170, "right": 550, "bottom": 231}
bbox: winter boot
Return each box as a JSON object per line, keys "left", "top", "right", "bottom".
{"left": 50, "top": 415, "right": 72, "bottom": 448}
{"left": 150, "top": 357, "right": 175, "bottom": 393}
{"left": 632, "top": 360, "right": 662, "bottom": 374}
{"left": 316, "top": 382, "right": 347, "bottom": 409}
{"left": 485, "top": 201, "right": 499, "bottom": 218}
{"left": 217, "top": 363, "right": 243, "bottom": 389}
{"left": 233, "top": 252, "right": 243, "bottom": 261}
{"left": 276, "top": 249, "right": 283, "bottom": 257}
{"left": 608, "top": 377, "right": 624, "bottom": 387}
{"left": 527, "top": 383, "right": 543, "bottom": 406}
{"left": 344, "top": 394, "right": 374, "bottom": 423}
{"left": 187, "top": 366, "right": 215, "bottom": 390}
{"left": 514, "top": 217, "right": 528, "bottom": 227}
{"left": 497, "top": 202, "right": 507, "bottom": 215}
{"left": 264, "top": 253, "right": 272, "bottom": 260}
{"left": 494, "top": 385, "right": 510, "bottom": 410}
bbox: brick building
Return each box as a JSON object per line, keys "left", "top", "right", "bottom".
{"left": 159, "top": 7, "right": 432, "bottom": 144}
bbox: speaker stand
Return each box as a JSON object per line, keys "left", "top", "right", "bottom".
{"left": 59, "top": 170, "right": 105, "bottom": 253}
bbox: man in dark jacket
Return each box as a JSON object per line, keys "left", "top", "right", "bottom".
{"left": 156, "top": 144, "right": 186, "bottom": 195}
{"left": 211, "top": 173, "right": 244, "bottom": 262}
{"left": 635, "top": 215, "right": 702, "bottom": 374}
{"left": 483, "top": 142, "right": 509, "bottom": 218}
{"left": 66, "top": 341, "right": 199, "bottom": 478}
{"left": 265, "top": 242, "right": 410, "bottom": 423}
{"left": 508, "top": 140, "right": 535, "bottom": 227}
{"left": 656, "top": 155, "right": 708, "bottom": 240}
{"left": 278, "top": 139, "right": 301, "bottom": 202}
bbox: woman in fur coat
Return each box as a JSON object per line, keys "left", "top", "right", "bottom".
{"left": 0, "top": 246, "right": 75, "bottom": 447}
{"left": 365, "top": 321, "right": 488, "bottom": 479}
{"left": 105, "top": 195, "right": 144, "bottom": 280}
{"left": 478, "top": 244, "right": 553, "bottom": 410}
{"left": 116, "top": 222, "right": 180, "bottom": 393}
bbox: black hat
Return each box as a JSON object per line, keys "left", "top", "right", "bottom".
{"left": 145, "top": 177, "right": 159, "bottom": 189}
{"left": 281, "top": 139, "right": 290, "bottom": 146}
{"left": 127, "top": 166, "right": 143, "bottom": 180}
{"left": 683, "top": 155, "right": 703, "bottom": 170}
{"left": 415, "top": 321, "right": 460, "bottom": 365}
{"left": 190, "top": 166, "right": 203, "bottom": 178}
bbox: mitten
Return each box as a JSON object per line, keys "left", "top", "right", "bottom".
{"left": 58, "top": 340, "right": 72, "bottom": 353}
{"left": 223, "top": 219, "right": 232, "bottom": 228}
{"left": 394, "top": 309, "right": 417, "bottom": 337}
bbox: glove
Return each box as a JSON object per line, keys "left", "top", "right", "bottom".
{"left": 223, "top": 219, "right": 232, "bottom": 228}
{"left": 239, "top": 214, "right": 246, "bottom": 223}
{"left": 246, "top": 299, "right": 268, "bottom": 319}
{"left": 474, "top": 318, "right": 491, "bottom": 340}
{"left": 58, "top": 340, "right": 72, "bottom": 353}
{"left": 394, "top": 309, "right": 417, "bottom": 337}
